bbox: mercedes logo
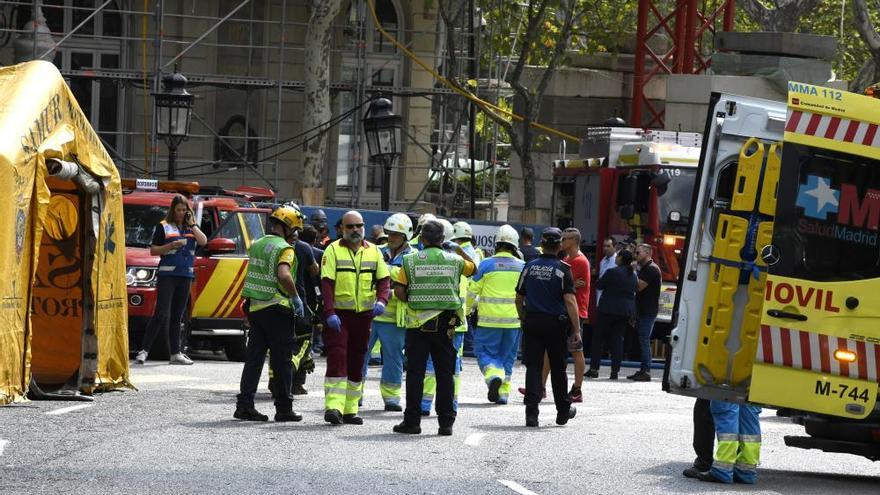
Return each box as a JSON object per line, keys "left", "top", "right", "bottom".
{"left": 761, "top": 244, "right": 780, "bottom": 266}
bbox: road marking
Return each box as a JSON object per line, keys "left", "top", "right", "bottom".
{"left": 46, "top": 404, "right": 94, "bottom": 416}
{"left": 464, "top": 433, "right": 485, "bottom": 446}
{"left": 498, "top": 479, "right": 540, "bottom": 495}
{"left": 0, "top": 439, "right": 7, "bottom": 456}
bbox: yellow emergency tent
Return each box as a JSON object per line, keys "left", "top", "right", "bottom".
{"left": 0, "top": 61, "right": 131, "bottom": 405}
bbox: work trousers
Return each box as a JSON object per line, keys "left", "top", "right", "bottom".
{"left": 323, "top": 310, "right": 373, "bottom": 415}
{"left": 710, "top": 401, "right": 762, "bottom": 484}
{"left": 522, "top": 314, "right": 571, "bottom": 416}
{"left": 236, "top": 305, "right": 295, "bottom": 412}
{"left": 589, "top": 311, "right": 628, "bottom": 373}
{"left": 404, "top": 328, "right": 457, "bottom": 428}
{"left": 473, "top": 326, "right": 521, "bottom": 404}
{"left": 693, "top": 398, "right": 715, "bottom": 471}
{"left": 422, "top": 333, "right": 464, "bottom": 414}
{"left": 142, "top": 276, "right": 191, "bottom": 355}
{"left": 636, "top": 314, "right": 657, "bottom": 372}
{"left": 361, "top": 320, "right": 407, "bottom": 406}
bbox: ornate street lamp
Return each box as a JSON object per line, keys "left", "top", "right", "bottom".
{"left": 154, "top": 69, "right": 194, "bottom": 180}
{"left": 362, "top": 98, "right": 402, "bottom": 211}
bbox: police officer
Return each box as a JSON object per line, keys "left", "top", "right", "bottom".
{"left": 320, "top": 211, "right": 391, "bottom": 425}
{"left": 234, "top": 206, "right": 305, "bottom": 422}
{"left": 468, "top": 225, "right": 524, "bottom": 404}
{"left": 515, "top": 227, "right": 580, "bottom": 427}
{"left": 392, "top": 220, "right": 475, "bottom": 436}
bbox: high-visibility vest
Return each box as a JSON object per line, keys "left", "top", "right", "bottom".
{"left": 460, "top": 241, "right": 482, "bottom": 266}
{"left": 468, "top": 252, "right": 524, "bottom": 328}
{"left": 401, "top": 247, "right": 464, "bottom": 328}
{"left": 321, "top": 239, "right": 388, "bottom": 313}
{"left": 156, "top": 220, "right": 196, "bottom": 278}
{"left": 241, "top": 234, "right": 296, "bottom": 312}
{"left": 374, "top": 243, "right": 416, "bottom": 326}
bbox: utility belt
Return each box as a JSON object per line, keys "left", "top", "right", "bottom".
{"left": 417, "top": 310, "right": 460, "bottom": 338}
{"left": 244, "top": 297, "right": 310, "bottom": 337}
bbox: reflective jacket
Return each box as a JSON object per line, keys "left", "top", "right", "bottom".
{"left": 321, "top": 239, "right": 389, "bottom": 313}
{"left": 468, "top": 252, "right": 524, "bottom": 328}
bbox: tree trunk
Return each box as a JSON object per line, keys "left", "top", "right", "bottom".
{"left": 853, "top": 0, "right": 880, "bottom": 92}
{"left": 301, "top": 0, "right": 343, "bottom": 205}
{"left": 738, "top": 0, "right": 825, "bottom": 32}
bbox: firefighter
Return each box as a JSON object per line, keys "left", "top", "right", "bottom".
{"left": 409, "top": 213, "right": 436, "bottom": 249}
{"left": 392, "top": 220, "right": 476, "bottom": 435}
{"left": 696, "top": 401, "right": 762, "bottom": 484}
{"left": 420, "top": 218, "right": 469, "bottom": 415}
{"left": 468, "top": 224, "right": 525, "bottom": 404}
{"left": 453, "top": 221, "right": 482, "bottom": 265}
{"left": 360, "top": 213, "right": 415, "bottom": 411}
{"left": 320, "top": 211, "right": 391, "bottom": 425}
{"left": 515, "top": 227, "right": 580, "bottom": 427}
{"left": 234, "top": 206, "right": 304, "bottom": 422}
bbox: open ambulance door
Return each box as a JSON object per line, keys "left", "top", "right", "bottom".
{"left": 665, "top": 93, "right": 786, "bottom": 402}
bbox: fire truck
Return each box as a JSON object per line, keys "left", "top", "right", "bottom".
{"left": 551, "top": 126, "right": 702, "bottom": 338}
{"left": 123, "top": 179, "right": 272, "bottom": 361}
{"left": 667, "top": 83, "right": 880, "bottom": 460}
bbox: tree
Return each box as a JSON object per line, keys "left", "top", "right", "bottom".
{"left": 853, "top": 0, "right": 880, "bottom": 91}
{"left": 301, "top": 0, "right": 343, "bottom": 206}
{"left": 738, "top": 0, "right": 825, "bottom": 32}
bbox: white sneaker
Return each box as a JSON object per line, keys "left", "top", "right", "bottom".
{"left": 169, "top": 353, "right": 194, "bottom": 365}
{"left": 134, "top": 350, "right": 148, "bottom": 364}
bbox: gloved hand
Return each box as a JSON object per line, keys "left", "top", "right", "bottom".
{"left": 325, "top": 314, "right": 342, "bottom": 333}
{"left": 372, "top": 302, "right": 386, "bottom": 317}
{"left": 290, "top": 295, "right": 305, "bottom": 318}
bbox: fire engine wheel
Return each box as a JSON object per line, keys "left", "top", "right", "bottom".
{"left": 224, "top": 334, "right": 248, "bottom": 362}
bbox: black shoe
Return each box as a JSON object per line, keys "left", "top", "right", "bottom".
{"left": 233, "top": 407, "right": 268, "bottom": 422}
{"left": 682, "top": 467, "right": 703, "bottom": 479}
{"left": 487, "top": 377, "right": 502, "bottom": 403}
{"left": 696, "top": 471, "right": 725, "bottom": 483}
{"left": 393, "top": 422, "right": 421, "bottom": 434}
{"left": 275, "top": 411, "right": 303, "bottom": 422}
{"left": 627, "top": 371, "right": 651, "bottom": 382}
{"left": 438, "top": 426, "right": 453, "bottom": 436}
{"left": 556, "top": 406, "right": 576, "bottom": 425}
{"left": 384, "top": 403, "right": 403, "bottom": 412}
{"left": 609, "top": 372, "right": 618, "bottom": 380}
{"left": 368, "top": 357, "right": 382, "bottom": 366}
{"left": 324, "top": 409, "right": 343, "bottom": 425}
{"left": 525, "top": 415, "right": 539, "bottom": 427}
{"left": 291, "top": 384, "right": 308, "bottom": 395}
{"left": 584, "top": 369, "right": 599, "bottom": 379}
{"left": 342, "top": 414, "right": 364, "bottom": 425}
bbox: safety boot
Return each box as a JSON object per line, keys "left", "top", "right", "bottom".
{"left": 393, "top": 422, "right": 421, "bottom": 434}
{"left": 342, "top": 414, "right": 364, "bottom": 425}
{"left": 487, "top": 377, "right": 502, "bottom": 403}
{"left": 233, "top": 407, "right": 268, "bottom": 422}
{"left": 556, "top": 406, "right": 576, "bottom": 426}
{"left": 275, "top": 410, "right": 303, "bottom": 422}
{"left": 324, "top": 409, "right": 343, "bottom": 425}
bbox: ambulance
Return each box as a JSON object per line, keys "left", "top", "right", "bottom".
{"left": 123, "top": 179, "right": 272, "bottom": 361}
{"left": 667, "top": 82, "right": 880, "bottom": 460}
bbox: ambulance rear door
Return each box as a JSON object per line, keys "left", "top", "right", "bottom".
{"left": 666, "top": 93, "right": 786, "bottom": 402}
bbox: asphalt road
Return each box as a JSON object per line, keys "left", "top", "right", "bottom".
{"left": 2, "top": 354, "right": 879, "bottom": 494}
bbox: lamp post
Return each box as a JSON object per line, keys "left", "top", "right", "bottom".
{"left": 154, "top": 69, "right": 194, "bottom": 180}
{"left": 362, "top": 98, "right": 402, "bottom": 211}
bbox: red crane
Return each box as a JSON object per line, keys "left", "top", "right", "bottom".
{"left": 631, "top": 0, "right": 736, "bottom": 129}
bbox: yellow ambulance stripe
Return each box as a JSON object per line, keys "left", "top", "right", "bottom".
{"left": 191, "top": 259, "right": 247, "bottom": 318}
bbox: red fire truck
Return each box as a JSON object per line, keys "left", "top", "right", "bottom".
{"left": 123, "top": 179, "right": 273, "bottom": 361}
{"left": 551, "top": 126, "right": 702, "bottom": 340}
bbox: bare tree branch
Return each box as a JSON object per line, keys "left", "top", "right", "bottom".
{"left": 738, "top": 0, "right": 826, "bottom": 32}
{"left": 854, "top": 0, "right": 880, "bottom": 53}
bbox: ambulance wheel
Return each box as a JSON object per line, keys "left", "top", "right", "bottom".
{"left": 224, "top": 334, "right": 248, "bottom": 362}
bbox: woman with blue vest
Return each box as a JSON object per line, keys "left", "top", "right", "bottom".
{"left": 135, "top": 194, "right": 206, "bottom": 365}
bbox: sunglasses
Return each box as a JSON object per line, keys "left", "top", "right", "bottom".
{"left": 344, "top": 223, "right": 365, "bottom": 229}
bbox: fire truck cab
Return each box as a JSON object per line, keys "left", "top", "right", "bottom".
{"left": 123, "top": 179, "right": 272, "bottom": 361}
{"left": 667, "top": 84, "right": 880, "bottom": 461}
{"left": 551, "top": 126, "right": 701, "bottom": 336}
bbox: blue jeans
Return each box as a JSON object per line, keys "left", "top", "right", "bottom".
{"left": 637, "top": 314, "right": 657, "bottom": 372}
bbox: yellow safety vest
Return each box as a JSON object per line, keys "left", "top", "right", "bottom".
{"left": 321, "top": 239, "right": 389, "bottom": 313}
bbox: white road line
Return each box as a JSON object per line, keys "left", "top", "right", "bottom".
{"left": 0, "top": 439, "right": 7, "bottom": 456}
{"left": 45, "top": 404, "right": 94, "bottom": 416}
{"left": 498, "top": 479, "right": 540, "bottom": 495}
{"left": 464, "top": 433, "right": 485, "bottom": 446}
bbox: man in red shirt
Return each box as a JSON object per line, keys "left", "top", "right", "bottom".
{"left": 561, "top": 228, "right": 589, "bottom": 402}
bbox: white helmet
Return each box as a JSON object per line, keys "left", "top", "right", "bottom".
{"left": 384, "top": 213, "right": 414, "bottom": 240}
{"left": 495, "top": 224, "right": 519, "bottom": 248}
{"left": 437, "top": 218, "right": 455, "bottom": 243}
{"left": 452, "top": 221, "right": 473, "bottom": 240}
{"left": 417, "top": 213, "right": 437, "bottom": 228}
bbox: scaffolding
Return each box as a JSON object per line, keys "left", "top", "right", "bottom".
{"left": 0, "top": 0, "right": 502, "bottom": 213}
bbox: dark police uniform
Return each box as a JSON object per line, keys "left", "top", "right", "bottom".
{"left": 515, "top": 232, "right": 576, "bottom": 421}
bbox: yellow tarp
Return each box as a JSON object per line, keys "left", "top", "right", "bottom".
{"left": 0, "top": 61, "right": 130, "bottom": 405}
